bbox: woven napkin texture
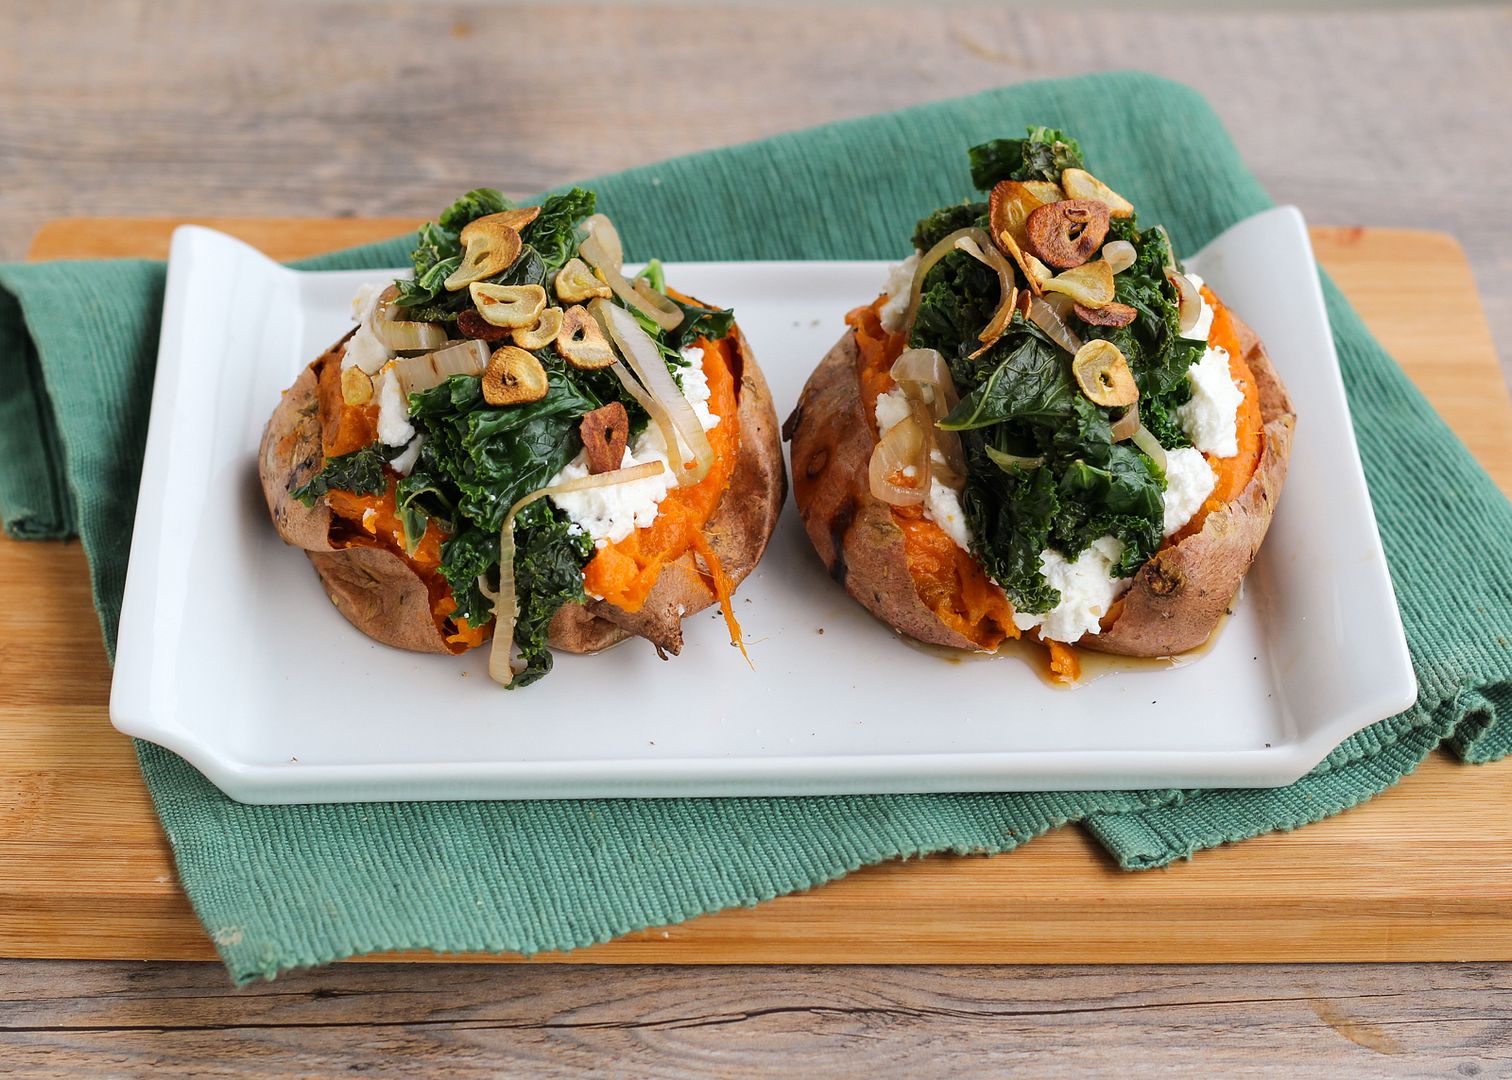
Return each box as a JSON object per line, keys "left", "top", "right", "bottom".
{"left": 1, "top": 72, "right": 1508, "bottom": 983}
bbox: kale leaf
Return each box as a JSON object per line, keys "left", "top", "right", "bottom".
{"left": 911, "top": 201, "right": 987, "bottom": 252}
{"left": 962, "top": 464, "right": 1060, "bottom": 613}
{"left": 669, "top": 297, "right": 735, "bottom": 348}
{"left": 1051, "top": 444, "right": 1165, "bottom": 575}
{"left": 289, "top": 443, "right": 400, "bottom": 507}
{"left": 508, "top": 502, "right": 595, "bottom": 688}
{"left": 967, "top": 126, "right": 1085, "bottom": 190}
{"left": 395, "top": 186, "right": 568, "bottom": 313}
{"left": 407, "top": 351, "right": 618, "bottom": 679}
{"left": 1140, "top": 386, "right": 1193, "bottom": 449}
{"left": 523, "top": 188, "right": 597, "bottom": 275}
{"left": 434, "top": 500, "right": 594, "bottom": 688}
{"left": 438, "top": 188, "right": 513, "bottom": 233}
{"left": 939, "top": 319, "right": 1074, "bottom": 432}
{"left": 907, "top": 249, "right": 998, "bottom": 361}
{"left": 408, "top": 358, "right": 603, "bottom": 533}
{"left": 395, "top": 189, "right": 515, "bottom": 310}
{"left": 437, "top": 525, "right": 497, "bottom": 630}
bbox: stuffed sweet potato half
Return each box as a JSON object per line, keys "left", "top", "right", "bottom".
{"left": 260, "top": 188, "right": 784, "bottom": 688}
{"left": 785, "top": 128, "right": 1294, "bottom": 682}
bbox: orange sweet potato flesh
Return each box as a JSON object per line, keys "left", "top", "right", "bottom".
{"left": 582, "top": 337, "right": 741, "bottom": 612}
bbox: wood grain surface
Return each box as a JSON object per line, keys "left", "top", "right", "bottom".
{"left": 1, "top": 960, "right": 1507, "bottom": 1078}
{"left": 3, "top": 217, "right": 1509, "bottom": 973}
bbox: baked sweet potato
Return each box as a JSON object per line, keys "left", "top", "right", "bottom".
{"left": 786, "top": 300, "right": 1294, "bottom": 660}
{"left": 547, "top": 320, "right": 786, "bottom": 656}
{"left": 258, "top": 322, "right": 785, "bottom": 660}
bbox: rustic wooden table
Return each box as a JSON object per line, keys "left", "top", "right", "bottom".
{"left": 3, "top": 2, "right": 1510, "bottom": 1075}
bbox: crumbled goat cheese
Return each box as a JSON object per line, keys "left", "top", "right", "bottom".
{"left": 1011, "top": 536, "right": 1132, "bottom": 643}
{"left": 1161, "top": 446, "right": 1216, "bottom": 537}
{"left": 1178, "top": 345, "right": 1244, "bottom": 458}
{"left": 390, "top": 435, "right": 424, "bottom": 478}
{"left": 548, "top": 348, "right": 721, "bottom": 546}
{"left": 375, "top": 366, "right": 416, "bottom": 447}
{"left": 343, "top": 282, "right": 395, "bottom": 375}
{"left": 878, "top": 252, "right": 921, "bottom": 333}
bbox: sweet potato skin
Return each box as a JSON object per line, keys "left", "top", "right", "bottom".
{"left": 786, "top": 331, "right": 984, "bottom": 652}
{"left": 259, "top": 322, "right": 785, "bottom": 659}
{"left": 786, "top": 302, "right": 1294, "bottom": 659}
{"left": 1083, "top": 311, "right": 1294, "bottom": 656}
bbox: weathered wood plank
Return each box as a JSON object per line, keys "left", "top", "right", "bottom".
{"left": 0, "top": 961, "right": 1506, "bottom": 1078}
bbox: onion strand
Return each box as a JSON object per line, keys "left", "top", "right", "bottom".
{"left": 900, "top": 227, "right": 979, "bottom": 335}
{"left": 1130, "top": 423, "right": 1168, "bottom": 472}
{"left": 890, "top": 347, "right": 966, "bottom": 484}
{"left": 579, "top": 214, "right": 683, "bottom": 332}
{"left": 869, "top": 414, "right": 927, "bottom": 506}
{"left": 985, "top": 446, "right": 1046, "bottom": 473}
{"left": 1026, "top": 295, "right": 1084, "bottom": 355}
{"left": 594, "top": 299, "right": 715, "bottom": 487}
{"left": 953, "top": 232, "right": 1018, "bottom": 344}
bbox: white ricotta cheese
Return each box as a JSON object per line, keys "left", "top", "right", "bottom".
{"left": 548, "top": 440, "right": 680, "bottom": 547}
{"left": 1181, "top": 272, "right": 1215, "bottom": 343}
{"left": 926, "top": 461, "right": 971, "bottom": 549}
{"left": 547, "top": 348, "right": 722, "bottom": 547}
{"left": 1161, "top": 446, "right": 1216, "bottom": 537}
{"left": 878, "top": 252, "right": 921, "bottom": 333}
{"left": 1011, "top": 536, "right": 1132, "bottom": 643}
{"left": 874, "top": 389, "right": 911, "bottom": 433}
{"left": 375, "top": 366, "right": 416, "bottom": 447}
{"left": 677, "top": 347, "right": 721, "bottom": 435}
{"left": 343, "top": 282, "right": 395, "bottom": 375}
{"left": 1177, "top": 345, "right": 1244, "bottom": 458}
{"left": 873, "top": 386, "right": 972, "bottom": 550}
{"left": 390, "top": 434, "right": 424, "bottom": 477}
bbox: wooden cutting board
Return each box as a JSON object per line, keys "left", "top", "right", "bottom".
{"left": 4, "top": 219, "right": 1510, "bottom": 965}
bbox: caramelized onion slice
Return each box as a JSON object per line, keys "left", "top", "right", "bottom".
{"left": 579, "top": 214, "right": 683, "bottom": 332}
{"left": 1111, "top": 402, "right": 1141, "bottom": 442}
{"left": 373, "top": 287, "right": 449, "bottom": 354}
{"left": 1102, "top": 240, "right": 1137, "bottom": 274}
{"left": 900, "top": 226, "right": 979, "bottom": 336}
{"left": 391, "top": 339, "right": 490, "bottom": 397}
{"left": 1130, "top": 422, "right": 1168, "bottom": 473}
{"left": 954, "top": 231, "right": 1018, "bottom": 343}
{"left": 1026, "top": 295, "right": 1084, "bottom": 356}
{"left": 1168, "top": 270, "right": 1203, "bottom": 335}
{"left": 890, "top": 347, "right": 966, "bottom": 482}
{"left": 595, "top": 299, "right": 715, "bottom": 487}
{"left": 487, "top": 461, "right": 667, "bottom": 687}
{"left": 869, "top": 412, "right": 927, "bottom": 506}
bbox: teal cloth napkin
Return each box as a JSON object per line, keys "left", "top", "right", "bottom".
{"left": 2, "top": 73, "right": 1508, "bottom": 983}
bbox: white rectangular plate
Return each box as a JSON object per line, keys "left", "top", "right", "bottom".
{"left": 110, "top": 207, "right": 1415, "bottom": 803}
